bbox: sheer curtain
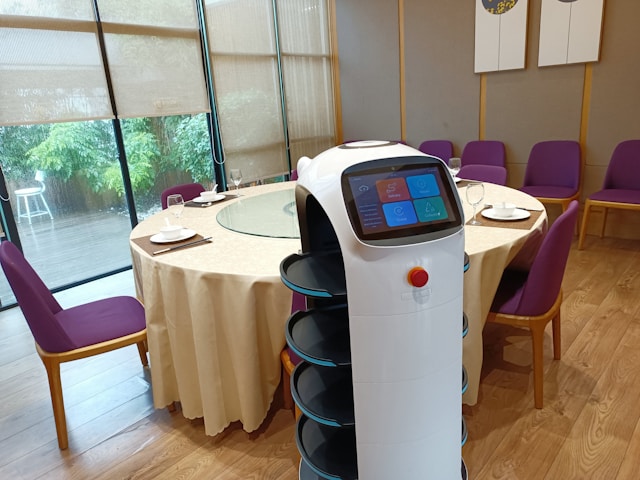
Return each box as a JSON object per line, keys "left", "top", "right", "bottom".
{"left": 204, "top": 0, "right": 335, "bottom": 181}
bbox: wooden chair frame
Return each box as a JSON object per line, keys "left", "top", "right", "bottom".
{"left": 38, "top": 330, "right": 148, "bottom": 449}
{"left": 578, "top": 198, "right": 640, "bottom": 249}
{"left": 486, "top": 291, "right": 562, "bottom": 409}
{"left": 280, "top": 349, "right": 301, "bottom": 420}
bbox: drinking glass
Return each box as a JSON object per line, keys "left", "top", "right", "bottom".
{"left": 465, "top": 182, "right": 484, "bottom": 225}
{"left": 229, "top": 169, "right": 243, "bottom": 197}
{"left": 448, "top": 157, "right": 461, "bottom": 178}
{"left": 166, "top": 194, "right": 184, "bottom": 221}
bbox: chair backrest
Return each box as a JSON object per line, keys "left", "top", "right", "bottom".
{"left": 161, "top": 183, "right": 205, "bottom": 209}
{"left": 0, "top": 241, "right": 75, "bottom": 352}
{"left": 603, "top": 139, "right": 640, "bottom": 191}
{"left": 418, "top": 140, "right": 454, "bottom": 162}
{"left": 458, "top": 164, "right": 507, "bottom": 185}
{"left": 523, "top": 140, "right": 581, "bottom": 190}
{"left": 34, "top": 170, "right": 46, "bottom": 192}
{"left": 461, "top": 140, "right": 506, "bottom": 167}
{"left": 513, "top": 200, "right": 579, "bottom": 316}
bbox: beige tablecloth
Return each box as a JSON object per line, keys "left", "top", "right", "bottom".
{"left": 130, "top": 183, "right": 301, "bottom": 435}
{"left": 130, "top": 181, "right": 546, "bottom": 435}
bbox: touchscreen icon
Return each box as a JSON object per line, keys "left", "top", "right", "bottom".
{"left": 414, "top": 196, "right": 449, "bottom": 223}
{"left": 377, "top": 178, "right": 410, "bottom": 202}
{"left": 382, "top": 201, "right": 417, "bottom": 227}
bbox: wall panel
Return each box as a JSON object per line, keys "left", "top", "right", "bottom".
{"left": 404, "top": 0, "right": 478, "bottom": 155}
{"left": 334, "top": 0, "right": 401, "bottom": 142}
{"left": 483, "top": 0, "right": 583, "bottom": 187}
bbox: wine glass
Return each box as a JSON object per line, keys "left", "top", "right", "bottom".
{"left": 229, "top": 169, "right": 243, "bottom": 197}
{"left": 465, "top": 182, "right": 485, "bottom": 225}
{"left": 166, "top": 194, "right": 184, "bottom": 221}
{"left": 448, "top": 157, "right": 461, "bottom": 178}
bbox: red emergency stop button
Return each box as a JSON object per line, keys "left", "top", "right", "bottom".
{"left": 408, "top": 267, "right": 429, "bottom": 287}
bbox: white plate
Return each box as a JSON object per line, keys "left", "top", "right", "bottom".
{"left": 481, "top": 208, "right": 531, "bottom": 221}
{"left": 150, "top": 228, "right": 197, "bottom": 244}
{"left": 193, "top": 194, "right": 225, "bottom": 203}
{"left": 454, "top": 177, "right": 462, "bottom": 183}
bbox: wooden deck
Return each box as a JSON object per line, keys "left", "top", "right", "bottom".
{"left": 0, "top": 210, "right": 137, "bottom": 308}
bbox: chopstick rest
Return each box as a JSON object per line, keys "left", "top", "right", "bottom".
{"left": 153, "top": 237, "right": 213, "bottom": 255}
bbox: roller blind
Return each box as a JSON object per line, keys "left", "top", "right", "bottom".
{"left": 97, "top": 0, "right": 210, "bottom": 118}
{"left": 205, "top": 0, "right": 287, "bottom": 181}
{"left": 277, "top": 0, "right": 335, "bottom": 167}
{"left": 0, "top": 0, "right": 210, "bottom": 126}
{"left": 0, "top": 1, "right": 113, "bottom": 126}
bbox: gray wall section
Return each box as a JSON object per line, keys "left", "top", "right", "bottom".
{"left": 335, "top": 0, "right": 401, "bottom": 142}
{"left": 484, "top": 1, "right": 584, "bottom": 187}
{"left": 404, "top": 1, "right": 478, "bottom": 157}
{"left": 335, "top": 1, "right": 640, "bottom": 238}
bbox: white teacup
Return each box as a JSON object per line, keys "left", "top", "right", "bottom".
{"left": 492, "top": 202, "right": 516, "bottom": 217}
{"left": 159, "top": 224, "right": 183, "bottom": 240}
{"left": 200, "top": 190, "right": 218, "bottom": 201}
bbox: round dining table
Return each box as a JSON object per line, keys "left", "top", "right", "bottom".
{"left": 129, "top": 179, "right": 546, "bottom": 436}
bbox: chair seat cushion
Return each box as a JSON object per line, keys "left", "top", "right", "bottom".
{"left": 491, "top": 269, "right": 529, "bottom": 315}
{"left": 54, "top": 296, "right": 146, "bottom": 350}
{"left": 520, "top": 186, "right": 577, "bottom": 199}
{"left": 589, "top": 189, "right": 640, "bottom": 204}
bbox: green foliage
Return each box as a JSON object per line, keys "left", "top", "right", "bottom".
{"left": 0, "top": 124, "right": 50, "bottom": 177}
{"left": 27, "top": 121, "right": 117, "bottom": 185}
{"left": 173, "top": 115, "right": 214, "bottom": 183}
{"left": 1, "top": 114, "right": 213, "bottom": 198}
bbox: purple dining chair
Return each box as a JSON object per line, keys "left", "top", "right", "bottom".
{"left": 458, "top": 164, "right": 507, "bottom": 185}
{"left": 578, "top": 139, "right": 640, "bottom": 249}
{"left": 161, "top": 182, "right": 205, "bottom": 209}
{"left": 486, "top": 200, "right": 578, "bottom": 408}
{"left": 0, "top": 241, "right": 148, "bottom": 449}
{"left": 461, "top": 140, "right": 506, "bottom": 167}
{"left": 520, "top": 140, "right": 581, "bottom": 212}
{"left": 418, "top": 140, "right": 454, "bottom": 162}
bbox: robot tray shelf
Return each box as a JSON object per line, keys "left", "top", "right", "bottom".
{"left": 292, "top": 362, "right": 355, "bottom": 427}
{"left": 286, "top": 306, "right": 351, "bottom": 367}
{"left": 280, "top": 251, "right": 347, "bottom": 299}
{"left": 297, "top": 416, "right": 357, "bottom": 480}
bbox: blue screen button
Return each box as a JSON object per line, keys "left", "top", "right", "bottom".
{"left": 382, "top": 201, "right": 418, "bottom": 227}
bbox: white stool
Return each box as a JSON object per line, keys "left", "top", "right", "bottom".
{"left": 15, "top": 171, "right": 53, "bottom": 224}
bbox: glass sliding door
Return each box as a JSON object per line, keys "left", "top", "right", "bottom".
{"left": 0, "top": 121, "right": 132, "bottom": 306}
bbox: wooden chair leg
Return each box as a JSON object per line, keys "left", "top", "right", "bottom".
{"left": 41, "top": 355, "right": 68, "bottom": 450}
{"left": 136, "top": 341, "right": 148, "bottom": 366}
{"left": 600, "top": 207, "right": 608, "bottom": 238}
{"left": 282, "top": 366, "right": 293, "bottom": 411}
{"left": 530, "top": 324, "right": 546, "bottom": 409}
{"left": 578, "top": 202, "right": 592, "bottom": 250}
{"left": 552, "top": 312, "right": 562, "bottom": 360}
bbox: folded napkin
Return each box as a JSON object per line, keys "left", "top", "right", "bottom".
{"left": 131, "top": 233, "right": 209, "bottom": 256}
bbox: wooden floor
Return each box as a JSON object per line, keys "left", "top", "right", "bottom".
{"left": 0, "top": 235, "right": 639, "bottom": 479}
